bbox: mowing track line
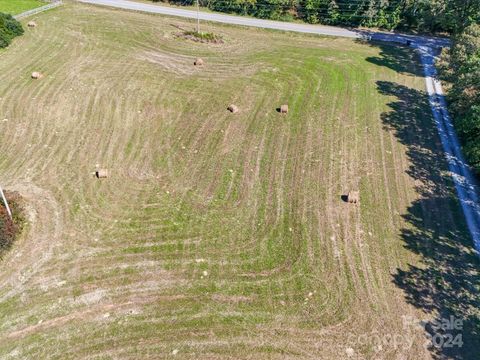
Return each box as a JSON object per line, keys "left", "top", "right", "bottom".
{"left": 77, "top": 0, "right": 480, "bottom": 254}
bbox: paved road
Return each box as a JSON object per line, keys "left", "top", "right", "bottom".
{"left": 78, "top": 0, "right": 479, "bottom": 254}
{"left": 417, "top": 45, "right": 480, "bottom": 252}
{"left": 80, "top": 0, "right": 361, "bottom": 38}
{"left": 79, "top": 0, "right": 450, "bottom": 47}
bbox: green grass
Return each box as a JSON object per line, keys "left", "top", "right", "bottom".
{"left": 0, "top": 0, "right": 44, "bottom": 15}
{"left": 0, "top": 2, "right": 478, "bottom": 359}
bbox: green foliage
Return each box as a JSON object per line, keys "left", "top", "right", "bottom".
{"left": 0, "top": 191, "right": 25, "bottom": 259}
{"left": 152, "top": 0, "right": 477, "bottom": 33}
{"left": 440, "top": 24, "right": 480, "bottom": 171}
{"left": 326, "top": 0, "right": 339, "bottom": 25}
{"left": 400, "top": 0, "right": 479, "bottom": 33}
{"left": 0, "top": 12, "right": 23, "bottom": 48}
{"left": 183, "top": 30, "right": 222, "bottom": 42}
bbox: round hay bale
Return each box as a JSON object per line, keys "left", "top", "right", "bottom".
{"left": 280, "top": 105, "right": 289, "bottom": 114}
{"left": 27, "top": 21, "right": 37, "bottom": 28}
{"left": 31, "top": 72, "right": 43, "bottom": 79}
{"left": 96, "top": 169, "right": 109, "bottom": 179}
{"left": 227, "top": 104, "right": 239, "bottom": 113}
{"left": 194, "top": 58, "right": 204, "bottom": 66}
{"left": 347, "top": 190, "right": 359, "bottom": 204}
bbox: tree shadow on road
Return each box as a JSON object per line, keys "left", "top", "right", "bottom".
{"left": 377, "top": 80, "right": 480, "bottom": 359}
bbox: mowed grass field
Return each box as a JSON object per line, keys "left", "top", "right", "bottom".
{"left": 0, "top": 2, "right": 478, "bottom": 359}
{"left": 0, "top": 0, "right": 45, "bottom": 15}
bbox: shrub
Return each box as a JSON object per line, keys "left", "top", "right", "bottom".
{"left": 440, "top": 24, "right": 480, "bottom": 172}
{"left": 184, "top": 31, "right": 218, "bottom": 41}
{"left": 0, "top": 12, "right": 24, "bottom": 49}
{"left": 181, "top": 31, "right": 223, "bottom": 43}
{"left": 0, "top": 191, "right": 25, "bottom": 259}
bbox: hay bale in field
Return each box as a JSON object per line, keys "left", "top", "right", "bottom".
{"left": 194, "top": 58, "right": 204, "bottom": 66}
{"left": 347, "top": 190, "right": 359, "bottom": 204}
{"left": 280, "top": 105, "right": 289, "bottom": 114}
{"left": 95, "top": 169, "right": 109, "bottom": 179}
{"left": 27, "top": 21, "right": 37, "bottom": 28}
{"left": 31, "top": 72, "right": 43, "bottom": 79}
{"left": 227, "top": 104, "right": 239, "bottom": 113}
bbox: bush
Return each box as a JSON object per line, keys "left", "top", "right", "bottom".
{"left": 440, "top": 24, "right": 480, "bottom": 172}
{"left": 151, "top": 0, "right": 473, "bottom": 33}
{"left": 0, "top": 191, "right": 25, "bottom": 259}
{"left": 181, "top": 31, "right": 223, "bottom": 43}
{"left": 0, "top": 12, "right": 24, "bottom": 49}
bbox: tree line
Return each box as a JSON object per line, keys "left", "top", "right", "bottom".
{"left": 153, "top": 0, "right": 479, "bottom": 33}
{"left": 0, "top": 13, "right": 23, "bottom": 48}
{"left": 440, "top": 24, "right": 480, "bottom": 173}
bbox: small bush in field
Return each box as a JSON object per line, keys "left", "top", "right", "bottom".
{"left": 0, "top": 12, "right": 24, "bottom": 48}
{"left": 0, "top": 191, "right": 25, "bottom": 258}
{"left": 180, "top": 30, "right": 223, "bottom": 44}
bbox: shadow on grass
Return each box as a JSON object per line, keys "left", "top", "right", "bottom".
{"left": 365, "top": 42, "right": 425, "bottom": 77}
{"left": 377, "top": 79, "right": 480, "bottom": 359}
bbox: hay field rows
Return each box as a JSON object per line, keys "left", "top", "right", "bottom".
{"left": 0, "top": 2, "right": 478, "bottom": 359}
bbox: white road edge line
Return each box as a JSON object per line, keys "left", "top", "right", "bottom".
{"left": 416, "top": 45, "right": 480, "bottom": 253}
